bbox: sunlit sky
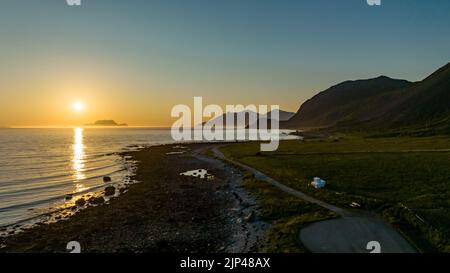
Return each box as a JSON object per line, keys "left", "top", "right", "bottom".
{"left": 0, "top": 0, "right": 449, "bottom": 127}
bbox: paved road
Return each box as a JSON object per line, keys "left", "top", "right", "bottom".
{"left": 300, "top": 216, "right": 416, "bottom": 253}
{"left": 209, "top": 145, "right": 417, "bottom": 253}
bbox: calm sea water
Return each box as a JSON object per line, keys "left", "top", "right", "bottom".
{"left": 0, "top": 128, "right": 298, "bottom": 230}
{"left": 0, "top": 128, "right": 175, "bottom": 228}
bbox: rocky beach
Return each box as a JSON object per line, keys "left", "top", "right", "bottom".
{"left": 0, "top": 144, "right": 267, "bottom": 253}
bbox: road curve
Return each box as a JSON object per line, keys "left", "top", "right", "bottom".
{"left": 208, "top": 145, "right": 417, "bottom": 253}
{"left": 210, "top": 146, "right": 349, "bottom": 216}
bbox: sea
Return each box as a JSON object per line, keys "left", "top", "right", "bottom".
{"left": 0, "top": 127, "right": 298, "bottom": 231}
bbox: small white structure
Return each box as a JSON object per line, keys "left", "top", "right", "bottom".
{"left": 311, "top": 177, "right": 326, "bottom": 189}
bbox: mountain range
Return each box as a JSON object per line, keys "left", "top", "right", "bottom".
{"left": 282, "top": 62, "right": 450, "bottom": 135}
{"left": 203, "top": 109, "right": 295, "bottom": 128}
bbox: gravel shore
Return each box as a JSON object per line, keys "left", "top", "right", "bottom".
{"left": 0, "top": 144, "right": 266, "bottom": 253}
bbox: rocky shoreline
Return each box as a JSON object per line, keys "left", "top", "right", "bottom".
{"left": 0, "top": 143, "right": 267, "bottom": 253}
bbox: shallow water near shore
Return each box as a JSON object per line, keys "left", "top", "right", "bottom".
{"left": 0, "top": 128, "right": 297, "bottom": 232}
{"left": 0, "top": 128, "right": 176, "bottom": 229}
{"left": 180, "top": 169, "right": 214, "bottom": 180}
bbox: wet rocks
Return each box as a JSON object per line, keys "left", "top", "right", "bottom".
{"left": 75, "top": 198, "right": 86, "bottom": 207}
{"left": 240, "top": 201, "right": 254, "bottom": 209}
{"left": 105, "top": 186, "right": 116, "bottom": 196}
{"left": 65, "top": 194, "right": 73, "bottom": 201}
{"left": 88, "top": 196, "right": 105, "bottom": 205}
{"left": 244, "top": 211, "right": 256, "bottom": 223}
{"left": 103, "top": 176, "right": 112, "bottom": 183}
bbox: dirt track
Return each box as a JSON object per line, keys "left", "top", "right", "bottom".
{"left": 210, "top": 145, "right": 417, "bottom": 253}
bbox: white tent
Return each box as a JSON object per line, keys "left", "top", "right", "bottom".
{"left": 311, "top": 177, "right": 326, "bottom": 189}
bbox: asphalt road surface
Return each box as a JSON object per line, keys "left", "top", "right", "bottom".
{"left": 300, "top": 216, "right": 416, "bottom": 253}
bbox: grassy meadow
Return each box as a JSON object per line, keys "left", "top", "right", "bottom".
{"left": 243, "top": 174, "right": 336, "bottom": 252}
{"left": 220, "top": 136, "right": 450, "bottom": 252}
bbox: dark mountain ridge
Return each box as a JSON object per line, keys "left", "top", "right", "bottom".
{"left": 283, "top": 76, "right": 412, "bottom": 128}
{"left": 282, "top": 62, "right": 450, "bottom": 134}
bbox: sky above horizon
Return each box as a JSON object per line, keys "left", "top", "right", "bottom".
{"left": 0, "top": 0, "right": 449, "bottom": 126}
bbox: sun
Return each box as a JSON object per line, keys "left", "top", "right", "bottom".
{"left": 72, "top": 101, "right": 85, "bottom": 112}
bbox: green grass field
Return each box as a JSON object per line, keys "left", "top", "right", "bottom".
{"left": 243, "top": 175, "right": 336, "bottom": 252}
{"left": 220, "top": 136, "right": 450, "bottom": 252}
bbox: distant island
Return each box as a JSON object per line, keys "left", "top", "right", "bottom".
{"left": 86, "top": 120, "right": 128, "bottom": 126}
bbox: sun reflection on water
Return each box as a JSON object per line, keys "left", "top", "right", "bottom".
{"left": 72, "top": 127, "right": 87, "bottom": 192}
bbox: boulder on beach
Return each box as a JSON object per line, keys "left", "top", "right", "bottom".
{"left": 103, "top": 176, "right": 112, "bottom": 183}
{"left": 105, "top": 186, "right": 116, "bottom": 196}
{"left": 88, "top": 196, "right": 105, "bottom": 205}
{"left": 75, "top": 198, "right": 86, "bottom": 207}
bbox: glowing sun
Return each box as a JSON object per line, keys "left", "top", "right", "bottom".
{"left": 72, "top": 102, "right": 85, "bottom": 112}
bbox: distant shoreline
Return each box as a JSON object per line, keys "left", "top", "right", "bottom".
{"left": 3, "top": 126, "right": 173, "bottom": 129}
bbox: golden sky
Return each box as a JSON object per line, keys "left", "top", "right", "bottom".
{"left": 1, "top": 1, "right": 448, "bottom": 127}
